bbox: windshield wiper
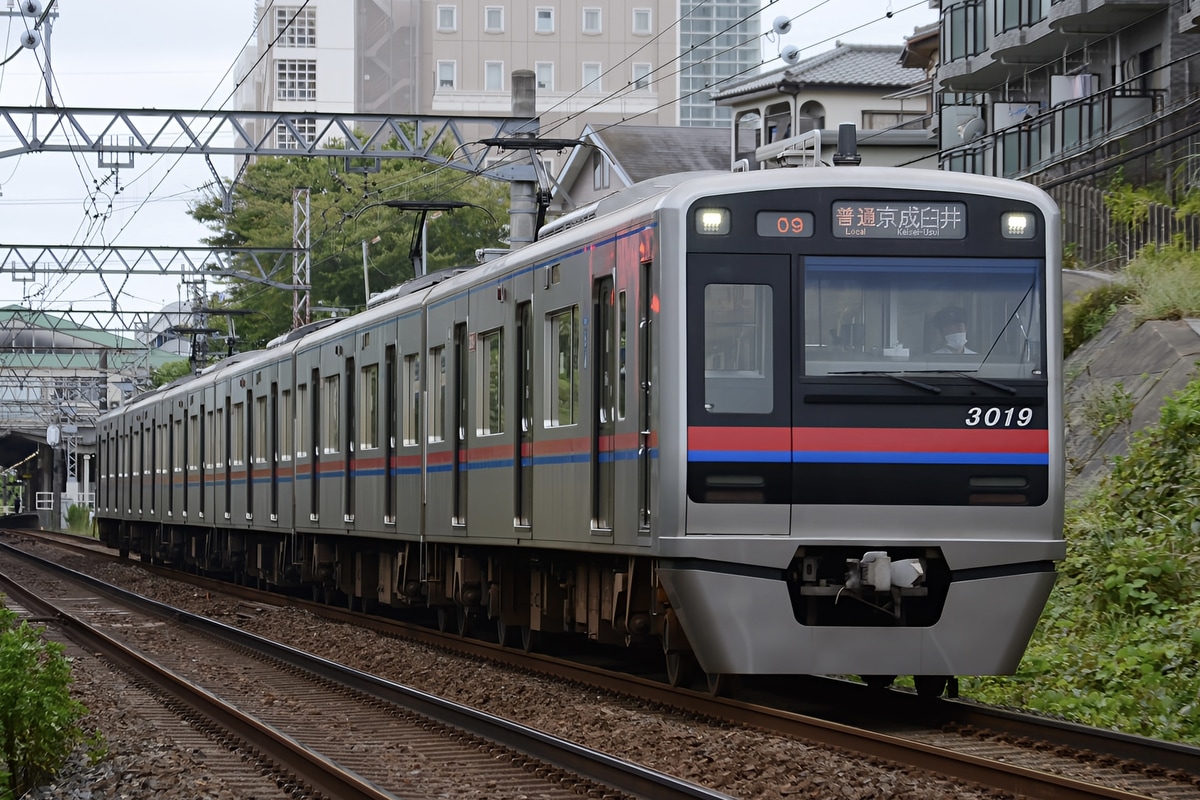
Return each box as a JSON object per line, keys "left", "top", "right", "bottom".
{"left": 828, "top": 371, "right": 941, "bottom": 394}
{"left": 894, "top": 369, "right": 1019, "bottom": 395}
{"left": 952, "top": 371, "right": 1017, "bottom": 395}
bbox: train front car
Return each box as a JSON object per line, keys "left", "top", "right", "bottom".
{"left": 655, "top": 167, "right": 1064, "bottom": 694}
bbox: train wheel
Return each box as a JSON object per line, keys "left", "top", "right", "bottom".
{"left": 496, "top": 618, "right": 516, "bottom": 647}
{"left": 456, "top": 606, "right": 473, "bottom": 638}
{"left": 436, "top": 606, "right": 452, "bottom": 633}
{"left": 914, "top": 675, "right": 948, "bottom": 699}
{"left": 705, "top": 672, "right": 732, "bottom": 697}
{"left": 862, "top": 675, "right": 896, "bottom": 690}
{"left": 519, "top": 625, "right": 539, "bottom": 653}
{"left": 665, "top": 652, "right": 697, "bottom": 688}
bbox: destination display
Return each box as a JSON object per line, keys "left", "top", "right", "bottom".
{"left": 832, "top": 201, "right": 967, "bottom": 239}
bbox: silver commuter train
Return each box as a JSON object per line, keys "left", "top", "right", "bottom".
{"left": 96, "top": 165, "right": 1065, "bottom": 696}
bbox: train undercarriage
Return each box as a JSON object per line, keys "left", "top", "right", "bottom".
{"left": 97, "top": 519, "right": 960, "bottom": 697}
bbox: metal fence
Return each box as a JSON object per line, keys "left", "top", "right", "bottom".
{"left": 1048, "top": 182, "right": 1200, "bottom": 271}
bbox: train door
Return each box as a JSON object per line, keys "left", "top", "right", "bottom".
{"left": 465, "top": 278, "right": 515, "bottom": 540}
{"left": 344, "top": 355, "right": 355, "bottom": 524}
{"left": 638, "top": 260, "right": 654, "bottom": 536}
{"left": 515, "top": 300, "right": 533, "bottom": 529}
{"left": 685, "top": 254, "right": 793, "bottom": 533}
{"left": 424, "top": 293, "right": 469, "bottom": 537}
{"left": 592, "top": 275, "right": 616, "bottom": 532}
{"left": 382, "top": 345, "right": 395, "bottom": 524}
{"left": 268, "top": 382, "right": 279, "bottom": 521}
{"left": 452, "top": 323, "right": 468, "bottom": 526}
{"left": 168, "top": 413, "right": 176, "bottom": 519}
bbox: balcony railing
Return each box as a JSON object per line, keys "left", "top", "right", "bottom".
{"left": 940, "top": 86, "right": 1163, "bottom": 178}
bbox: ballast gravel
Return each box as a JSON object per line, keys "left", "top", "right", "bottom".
{"left": 16, "top": 548, "right": 1008, "bottom": 800}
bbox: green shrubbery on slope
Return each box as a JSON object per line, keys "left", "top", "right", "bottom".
{"left": 962, "top": 240, "right": 1200, "bottom": 742}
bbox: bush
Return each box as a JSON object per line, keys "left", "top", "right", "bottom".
{"left": 0, "top": 602, "right": 88, "bottom": 796}
{"left": 962, "top": 378, "right": 1200, "bottom": 742}
{"left": 65, "top": 504, "right": 92, "bottom": 535}
{"left": 1062, "top": 281, "right": 1133, "bottom": 358}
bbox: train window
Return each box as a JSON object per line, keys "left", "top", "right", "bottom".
{"left": 322, "top": 375, "right": 340, "bottom": 454}
{"left": 404, "top": 354, "right": 421, "bottom": 445}
{"left": 802, "top": 256, "right": 1043, "bottom": 378}
{"left": 703, "top": 284, "right": 774, "bottom": 414}
{"left": 174, "top": 419, "right": 184, "bottom": 472}
{"left": 547, "top": 306, "right": 579, "bottom": 426}
{"left": 360, "top": 364, "right": 379, "bottom": 450}
{"left": 232, "top": 403, "right": 245, "bottom": 466}
{"left": 255, "top": 396, "right": 268, "bottom": 462}
{"left": 479, "top": 329, "right": 504, "bottom": 435}
{"left": 280, "top": 390, "right": 293, "bottom": 460}
{"left": 296, "top": 385, "right": 308, "bottom": 457}
{"left": 430, "top": 347, "right": 447, "bottom": 443}
{"left": 214, "top": 408, "right": 224, "bottom": 468}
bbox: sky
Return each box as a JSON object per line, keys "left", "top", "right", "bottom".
{"left": 0, "top": 0, "right": 937, "bottom": 318}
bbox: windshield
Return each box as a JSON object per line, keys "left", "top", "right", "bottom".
{"left": 803, "top": 256, "right": 1044, "bottom": 380}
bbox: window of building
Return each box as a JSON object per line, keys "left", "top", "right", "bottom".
{"left": 592, "top": 150, "right": 610, "bottom": 190}
{"left": 275, "top": 117, "right": 317, "bottom": 150}
{"left": 437, "top": 61, "right": 457, "bottom": 89}
{"left": 535, "top": 62, "right": 554, "bottom": 90}
{"left": 583, "top": 8, "right": 601, "bottom": 34}
{"left": 547, "top": 307, "right": 579, "bottom": 427}
{"left": 535, "top": 7, "right": 554, "bottom": 33}
{"left": 632, "top": 8, "right": 652, "bottom": 35}
{"left": 582, "top": 62, "right": 602, "bottom": 92}
{"left": 484, "top": 6, "right": 503, "bottom": 32}
{"left": 632, "top": 62, "right": 652, "bottom": 91}
{"left": 437, "top": 5, "right": 457, "bottom": 31}
{"left": 275, "top": 6, "right": 316, "bottom": 47}
{"left": 479, "top": 329, "right": 504, "bottom": 435}
{"left": 275, "top": 59, "right": 316, "bottom": 101}
{"left": 360, "top": 364, "right": 379, "bottom": 450}
{"left": 485, "top": 61, "right": 504, "bottom": 91}
{"left": 322, "top": 375, "right": 340, "bottom": 454}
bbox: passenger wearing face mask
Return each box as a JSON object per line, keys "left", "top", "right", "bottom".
{"left": 932, "top": 307, "right": 977, "bottom": 355}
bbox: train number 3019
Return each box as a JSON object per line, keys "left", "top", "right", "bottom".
{"left": 964, "top": 407, "right": 1035, "bottom": 427}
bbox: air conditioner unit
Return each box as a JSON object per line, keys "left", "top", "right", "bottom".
{"left": 940, "top": 106, "right": 985, "bottom": 147}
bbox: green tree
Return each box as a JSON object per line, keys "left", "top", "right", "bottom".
{"left": 151, "top": 359, "right": 194, "bottom": 388}
{"left": 189, "top": 133, "right": 508, "bottom": 349}
{"left": 0, "top": 603, "right": 88, "bottom": 797}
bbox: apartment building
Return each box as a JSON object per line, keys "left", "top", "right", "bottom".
{"left": 233, "top": 0, "right": 763, "bottom": 172}
{"left": 934, "top": 0, "right": 1200, "bottom": 181}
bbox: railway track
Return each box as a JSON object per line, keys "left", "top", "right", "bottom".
{"left": 0, "top": 541, "right": 735, "bottom": 800}
{"left": 5, "top": 530, "right": 1200, "bottom": 800}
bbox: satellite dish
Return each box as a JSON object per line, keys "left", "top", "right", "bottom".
{"left": 772, "top": 16, "right": 792, "bottom": 36}
{"left": 958, "top": 116, "right": 986, "bottom": 142}
{"left": 781, "top": 44, "right": 801, "bottom": 65}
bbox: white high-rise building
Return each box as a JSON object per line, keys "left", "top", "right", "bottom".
{"left": 234, "top": 0, "right": 763, "bottom": 153}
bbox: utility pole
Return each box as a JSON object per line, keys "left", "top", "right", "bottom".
{"left": 292, "top": 188, "right": 312, "bottom": 329}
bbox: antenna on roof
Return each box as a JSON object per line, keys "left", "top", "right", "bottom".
{"left": 832, "top": 123, "right": 862, "bottom": 167}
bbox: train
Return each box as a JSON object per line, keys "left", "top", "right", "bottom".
{"left": 96, "top": 163, "right": 1065, "bottom": 697}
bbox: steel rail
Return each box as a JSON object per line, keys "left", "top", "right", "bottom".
{"left": 0, "top": 567, "right": 398, "bottom": 800}
{"left": 0, "top": 542, "right": 736, "bottom": 800}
